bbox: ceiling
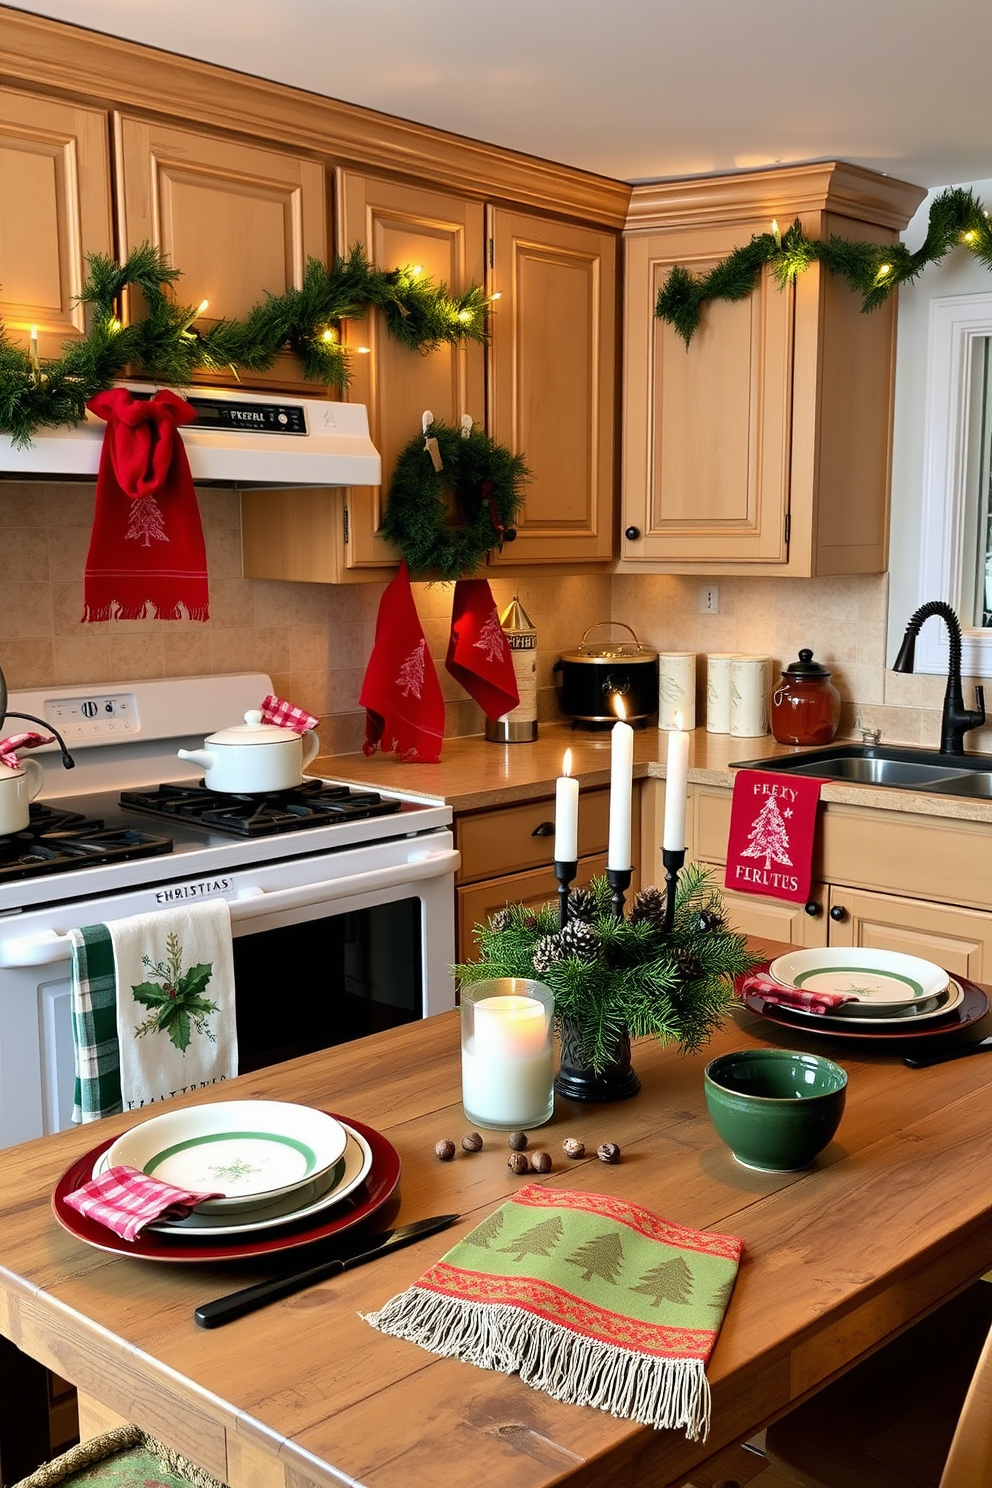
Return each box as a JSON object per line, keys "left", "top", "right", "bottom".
{"left": 10, "top": 0, "right": 992, "bottom": 191}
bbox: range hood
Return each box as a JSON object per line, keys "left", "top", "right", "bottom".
{"left": 0, "top": 382, "right": 381, "bottom": 488}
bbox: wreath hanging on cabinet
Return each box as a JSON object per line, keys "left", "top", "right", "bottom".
{"left": 379, "top": 418, "right": 529, "bottom": 581}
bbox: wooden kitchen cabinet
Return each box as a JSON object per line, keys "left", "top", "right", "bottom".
{"left": 619, "top": 163, "right": 926, "bottom": 576}
{"left": 0, "top": 86, "right": 113, "bottom": 361}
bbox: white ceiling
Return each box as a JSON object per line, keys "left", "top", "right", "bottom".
{"left": 11, "top": 0, "right": 992, "bottom": 190}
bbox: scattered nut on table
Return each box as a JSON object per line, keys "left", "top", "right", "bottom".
{"left": 507, "top": 1131, "right": 529, "bottom": 1150}
{"left": 434, "top": 1139, "right": 456, "bottom": 1161}
{"left": 507, "top": 1151, "right": 530, "bottom": 1175}
{"left": 461, "top": 1131, "right": 484, "bottom": 1152}
{"left": 597, "top": 1142, "right": 622, "bottom": 1164}
{"left": 562, "top": 1138, "right": 585, "bottom": 1159}
{"left": 530, "top": 1150, "right": 553, "bottom": 1173}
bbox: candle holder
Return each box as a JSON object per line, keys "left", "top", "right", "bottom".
{"left": 554, "top": 859, "right": 578, "bottom": 929}
{"left": 662, "top": 847, "right": 687, "bottom": 938}
{"left": 460, "top": 977, "right": 554, "bottom": 1130}
{"left": 606, "top": 866, "right": 633, "bottom": 919}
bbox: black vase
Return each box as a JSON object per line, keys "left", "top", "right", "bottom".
{"left": 554, "top": 1018, "right": 641, "bottom": 1102}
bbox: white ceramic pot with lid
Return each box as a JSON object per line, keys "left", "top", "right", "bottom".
{"left": 0, "top": 758, "right": 45, "bottom": 835}
{"left": 177, "top": 711, "right": 320, "bottom": 793}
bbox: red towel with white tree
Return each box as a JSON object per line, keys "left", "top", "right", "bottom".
{"left": 359, "top": 561, "right": 445, "bottom": 762}
{"left": 725, "top": 770, "right": 823, "bottom": 903}
{"left": 444, "top": 578, "right": 519, "bottom": 721}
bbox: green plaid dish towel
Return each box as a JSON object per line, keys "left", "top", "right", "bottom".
{"left": 70, "top": 924, "right": 123, "bottom": 1123}
{"left": 364, "top": 1183, "right": 742, "bottom": 1439}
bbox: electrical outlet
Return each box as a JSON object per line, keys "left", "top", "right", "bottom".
{"left": 699, "top": 585, "right": 720, "bottom": 615}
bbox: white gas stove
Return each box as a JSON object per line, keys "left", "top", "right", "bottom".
{"left": 0, "top": 673, "right": 457, "bottom": 1149}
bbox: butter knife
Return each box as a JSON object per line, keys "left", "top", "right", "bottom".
{"left": 194, "top": 1214, "right": 459, "bottom": 1328}
{"left": 903, "top": 1036, "right": 992, "bottom": 1068}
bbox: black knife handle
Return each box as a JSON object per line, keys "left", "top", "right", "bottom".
{"left": 903, "top": 1037, "right": 992, "bottom": 1069}
{"left": 195, "top": 1258, "right": 346, "bottom": 1328}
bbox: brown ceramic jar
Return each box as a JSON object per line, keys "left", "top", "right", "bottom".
{"left": 770, "top": 650, "right": 841, "bottom": 745}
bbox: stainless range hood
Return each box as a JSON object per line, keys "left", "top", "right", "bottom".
{"left": 0, "top": 382, "right": 381, "bottom": 488}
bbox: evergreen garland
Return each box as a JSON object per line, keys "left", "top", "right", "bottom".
{"left": 454, "top": 865, "right": 759, "bottom": 1074}
{"left": 379, "top": 418, "right": 529, "bottom": 580}
{"left": 0, "top": 243, "right": 490, "bottom": 447}
{"left": 656, "top": 187, "right": 992, "bottom": 346}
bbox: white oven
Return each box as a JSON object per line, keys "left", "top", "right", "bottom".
{"left": 0, "top": 674, "right": 457, "bottom": 1150}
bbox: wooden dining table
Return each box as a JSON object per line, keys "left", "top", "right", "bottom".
{"left": 3, "top": 950, "right": 992, "bottom": 1488}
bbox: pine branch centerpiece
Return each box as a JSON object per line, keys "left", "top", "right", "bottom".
{"left": 455, "top": 867, "right": 759, "bottom": 1097}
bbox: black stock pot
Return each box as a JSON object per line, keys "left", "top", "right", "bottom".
{"left": 554, "top": 623, "right": 659, "bottom": 724}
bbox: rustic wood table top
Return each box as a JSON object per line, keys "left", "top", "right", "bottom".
{"left": 3, "top": 958, "right": 992, "bottom": 1488}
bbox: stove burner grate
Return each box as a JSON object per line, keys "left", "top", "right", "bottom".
{"left": 120, "top": 778, "right": 404, "bottom": 837}
{"left": 0, "top": 805, "right": 174, "bottom": 882}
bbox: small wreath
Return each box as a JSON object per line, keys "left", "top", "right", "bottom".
{"left": 379, "top": 419, "right": 529, "bottom": 580}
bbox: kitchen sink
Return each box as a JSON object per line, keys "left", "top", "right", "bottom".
{"left": 732, "top": 743, "right": 992, "bottom": 797}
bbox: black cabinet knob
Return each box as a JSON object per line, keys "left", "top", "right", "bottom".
{"left": 829, "top": 905, "right": 848, "bottom": 922}
{"left": 624, "top": 526, "right": 641, "bottom": 541}
{"left": 531, "top": 821, "right": 555, "bottom": 837}
{"left": 804, "top": 901, "right": 821, "bottom": 917}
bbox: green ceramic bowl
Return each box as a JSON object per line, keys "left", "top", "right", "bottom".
{"left": 704, "top": 1048, "right": 848, "bottom": 1172}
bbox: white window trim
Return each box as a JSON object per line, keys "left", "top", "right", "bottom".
{"left": 918, "top": 291, "right": 992, "bottom": 677}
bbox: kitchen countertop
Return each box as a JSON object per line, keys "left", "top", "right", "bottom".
{"left": 315, "top": 724, "right": 992, "bottom": 825}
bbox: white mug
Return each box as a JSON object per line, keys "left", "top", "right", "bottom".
{"left": 730, "top": 658, "right": 770, "bottom": 737}
{"left": 0, "top": 758, "right": 45, "bottom": 835}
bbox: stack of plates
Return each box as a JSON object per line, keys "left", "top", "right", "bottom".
{"left": 744, "top": 947, "right": 989, "bottom": 1042}
{"left": 53, "top": 1100, "right": 401, "bottom": 1263}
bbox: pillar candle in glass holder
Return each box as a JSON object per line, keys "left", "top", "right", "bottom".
{"left": 658, "top": 652, "right": 696, "bottom": 730}
{"left": 461, "top": 978, "right": 554, "bottom": 1129}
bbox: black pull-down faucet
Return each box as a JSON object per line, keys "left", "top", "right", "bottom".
{"left": 892, "top": 600, "right": 986, "bottom": 755}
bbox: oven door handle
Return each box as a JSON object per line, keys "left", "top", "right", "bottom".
{"left": 0, "top": 849, "right": 461, "bottom": 968}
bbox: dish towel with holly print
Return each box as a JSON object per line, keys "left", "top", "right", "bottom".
{"left": 70, "top": 900, "right": 237, "bottom": 1123}
{"left": 359, "top": 560, "right": 445, "bottom": 761}
{"left": 444, "top": 578, "right": 520, "bottom": 721}
{"left": 83, "top": 387, "right": 209, "bottom": 621}
{"left": 725, "top": 769, "right": 824, "bottom": 904}
{"left": 363, "top": 1184, "right": 742, "bottom": 1440}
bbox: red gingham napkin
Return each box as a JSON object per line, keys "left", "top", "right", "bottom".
{"left": 63, "top": 1164, "right": 222, "bottom": 1242}
{"left": 0, "top": 731, "right": 54, "bottom": 769}
{"left": 260, "top": 694, "right": 319, "bottom": 734}
{"left": 739, "top": 971, "right": 857, "bottom": 1015}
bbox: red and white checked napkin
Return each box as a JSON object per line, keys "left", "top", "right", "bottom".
{"left": 739, "top": 971, "right": 857, "bottom": 1015}
{"left": 0, "top": 731, "right": 54, "bottom": 769}
{"left": 63, "top": 1164, "right": 222, "bottom": 1242}
{"left": 260, "top": 695, "right": 319, "bottom": 734}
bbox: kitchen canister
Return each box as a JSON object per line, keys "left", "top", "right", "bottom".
{"left": 485, "top": 596, "right": 538, "bottom": 743}
{"left": 706, "top": 653, "right": 739, "bottom": 734}
{"left": 658, "top": 652, "right": 696, "bottom": 730}
{"left": 730, "top": 657, "right": 770, "bottom": 737}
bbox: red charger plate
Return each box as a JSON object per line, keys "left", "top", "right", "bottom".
{"left": 740, "top": 969, "right": 989, "bottom": 1043}
{"left": 52, "top": 1112, "right": 400, "bottom": 1263}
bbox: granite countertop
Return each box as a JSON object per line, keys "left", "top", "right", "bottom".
{"left": 314, "top": 724, "right": 992, "bottom": 825}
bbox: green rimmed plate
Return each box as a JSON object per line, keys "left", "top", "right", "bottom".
{"left": 768, "top": 947, "right": 949, "bottom": 1013}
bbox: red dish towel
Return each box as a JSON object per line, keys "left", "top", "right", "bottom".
{"left": 445, "top": 578, "right": 519, "bottom": 721}
{"left": 360, "top": 561, "right": 445, "bottom": 762}
{"left": 83, "top": 388, "right": 209, "bottom": 622}
{"left": 726, "top": 769, "right": 823, "bottom": 904}
{"left": 0, "top": 731, "right": 53, "bottom": 768}
{"left": 260, "top": 695, "right": 319, "bottom": 733}
{"left": 739, "top": 971, "right": 857, "bottom": 1014}
{"left": 63, "top": 1164, "right": 221, "bottom": 1243}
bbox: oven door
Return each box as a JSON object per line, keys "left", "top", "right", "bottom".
{"left": 0, "top": 832, "right": 457, "bottom": 1148}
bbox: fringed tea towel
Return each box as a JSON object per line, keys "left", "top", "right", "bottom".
{"left": 363, "top": 1184, "right": 742, "bottom": 1440}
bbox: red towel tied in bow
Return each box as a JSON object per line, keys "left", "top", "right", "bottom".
{"left": 0, "top": 731, "right": 54, "bottom": 769}
{"left": 260, "top": 695, "right": 319, "bottom": 733}
{"left": 360, "top": 561, "right": 445, "bottom": 762}
{"left": 725, "top": 769, "right": 823, "bottom": 904}
{"left": 445, "top": 579, "right": 519, "bottom": 721}
{"left": 83, "top": 388, "right": 209, "bottom": 622}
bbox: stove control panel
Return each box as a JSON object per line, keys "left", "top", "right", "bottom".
{"left": 46, "top": 692, "right": 139, "bottom": 741}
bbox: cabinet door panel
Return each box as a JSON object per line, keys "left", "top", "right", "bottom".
{"left": 457, "top": 854, "right": 607, "bottom": 961}
{"left": 825, "top": 887, "right": 992, "bottom": 981}
{"left": 488, "top": 209, "right": 616, "bottom": 563}
{"left": 0, "top": 88, "right": 112, "bottom": 357}
{"left": 457, "top": 789, "right": 610, "bottom": 884}
{"left": 718, "top": 884, "right": 826, "bottom": 950}
{"left": 114, "top": 115, "right": 326, "bottom": 392}
{"left": 337, "top": 174, "right": 486, "bottom": 570}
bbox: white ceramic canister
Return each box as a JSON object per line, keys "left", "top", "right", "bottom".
{"left": 177, "top": 711, "right": 320, "bottom": 793}
{"left": 706, "top": 653, "right": 740, "bottom": 734}
{"left": 658, "top": 652, "right": 697, "bottom": 730}
{"left": 0, "top": 758, "right": 45, "bottom": 835}
{"left": 730, "top": 657, "right": 770, "bottom": 737}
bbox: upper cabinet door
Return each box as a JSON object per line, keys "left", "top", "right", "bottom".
{"left": 336, "top": 173, "right": 486, "bottom": 569}
{"left": 114, "top": 115, "right": 326, "bottom": 392}
{"left": 487, "top": 209, "right": 616, "bottom": 564}
{"left": 0, "top": 87, "right": 113, "bottom": 360}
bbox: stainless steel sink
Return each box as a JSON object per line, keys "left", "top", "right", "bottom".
{"left": 732, "top": 744, "right": 992, "bottom": 797}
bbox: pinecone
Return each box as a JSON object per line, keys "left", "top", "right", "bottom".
{"left": 532, "top": 933, "right": 565, "bottom": 975}
{"left": 489, "top": 908, "right": 513, "bottom": 933}
{"left": 558, "top": 919, "right": 602, "bottom": 964}
{"left": 696, "top": 908, "right": 726, "bottom": 934}
{"left": 671, "top": 947, "right": 704, "bottom": 985}
{"left": 567, "top": 886, "right": 597, "bottom": 923}
{"left": 631, "top": 885, "right": 666, "bottom": 928}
